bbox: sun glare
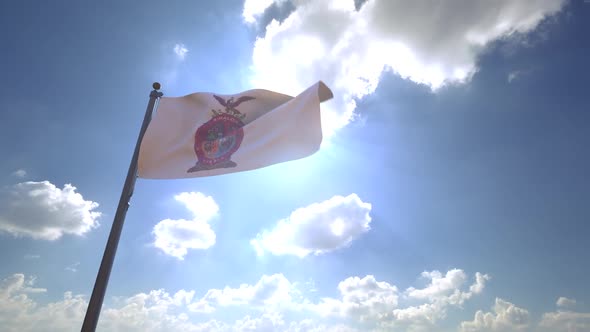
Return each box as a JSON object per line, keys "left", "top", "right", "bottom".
{"left": 330, "top": 218, "right": 345, "bottom": 237}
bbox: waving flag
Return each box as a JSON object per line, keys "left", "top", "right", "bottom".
{"left": 138, "top": 81, "right": 333, "bottom": 178}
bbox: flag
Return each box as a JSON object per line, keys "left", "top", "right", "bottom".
{"left": 138, "top": 81, "right": 333, "bottom": 179}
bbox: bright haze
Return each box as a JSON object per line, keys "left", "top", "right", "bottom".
{"left": 0, "top": 0, "right": 589, "bottom": 331}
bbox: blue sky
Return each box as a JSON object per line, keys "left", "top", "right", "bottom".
{"left": 0, "top": 0, "right": 589, "bottom": 331}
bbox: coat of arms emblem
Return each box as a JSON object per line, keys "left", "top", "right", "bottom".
{"left": 187, "top": 95, "right": 255, "bottom": 173}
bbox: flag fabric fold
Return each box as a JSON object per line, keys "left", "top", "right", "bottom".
{"left": 138, "top": 81, "right": 333, "bottom": 179}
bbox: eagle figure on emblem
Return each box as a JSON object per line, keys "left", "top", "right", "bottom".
{"left": 211, "top": 95, "right": 255, "bottom": 120}
{"left": 187, "top": 94, "right": 256, "bottom": 173}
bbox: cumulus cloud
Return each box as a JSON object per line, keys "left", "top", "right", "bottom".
{"left": 243, "top": 0, "right": 281, "bottom": 23}
{"left": 460, "top": 298, "right": 530, "bottom": 332}
{"left": 0, "top": 274, "right": 48, "bottom": 330}
{"left": 65, "top": 262, "right": 80, "bottom": 273}
{"left": 313, "top": 275, "right": 398, "bottom": 321}
{"left": 11, "top": 169, "right": 26, "bottom": 178}
{"left": 4, "top": 271, "right": 587, "bottom": 332}
{"left": 407, "top": 269, "right": 470, "bottom": 300}
{"left": 539, "top": 310, "right": 590, "bottom": 332}
{"left": 461, "top": 296, "right": 590, "bottom": 332}
{"left": 305, "top": 269, "right": 490, "bottom": 332}
{"left": 0, "top": 273, "right": 194, "bottom": 332}
{"left": 0, "top": 270, "right": 487, "bottom": 331}
{"left": 384, "top": 271, "right": 490, "bottom": 330}
{"left": 152, "top": 192, "right": 218, "bottom": 259}
{"left": 0, "top": 274, "right": 46, "bottom": 296}
{"left": 188, "top": 273, "right": 298, "bottom": 313}
{"left": 0, "top": 272, "right": 347, "bottom": 332}
{"left": 0, "top": 181, "right": 100, "bottom": 240}
{"left": 556, "top": 296, "right": 577, "bottom": 308}
{"left": 246, "top": 0, "right": 566, "bottom": 136}
{"left": 250, "top": 193, "right": 372, "bottom": 257}
{"left": 101, "top": 289, "right": 200, "bottom": 331}
{"left": 173, "top": 43, "right": 188, "bottom": 60}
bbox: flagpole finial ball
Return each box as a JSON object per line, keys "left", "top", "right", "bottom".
{"left": 153, "top": 82, "right": 161, "bottom": 90}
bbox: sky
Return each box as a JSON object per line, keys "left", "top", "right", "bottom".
{"left": 0, "top": 0, "right": 589, "bottom": 331}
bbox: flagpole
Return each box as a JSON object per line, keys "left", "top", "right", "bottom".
{"left": 81, "top": 83, "right": 163, "bottom": 332}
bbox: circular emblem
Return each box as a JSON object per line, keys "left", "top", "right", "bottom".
{"left": 188, "top": 114, "right": 244, "bottom": 172}
{"left": 187, "top": 94, "right": 254, "bottom": 173}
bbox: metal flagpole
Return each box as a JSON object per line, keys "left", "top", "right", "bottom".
{"left": 81, "top": 83, "right": 163, "bottom": 332}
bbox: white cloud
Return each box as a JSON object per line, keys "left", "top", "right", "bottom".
{"left": 234, "top": 314, "right": 361, "bottom": 332}
{"left": 11, "top": 169, "right": 26, "bottom": 178}
{"left": 152, "top": 192, "right": 218, "bottom": 259}
{"left": 0, "top": 181, "right": 101, "bottom": 240}
{"left": 23, "top": 254, "right": 40, "bottom": 260}
{"left": 307, "top": 269, "right": 490, "bottom": 332}
{"left": 250, "top": 193, "right": 372, "bottom": 257}
{"left": 65, "top": 262, "right": 80, "bottom": 273}
{"left": 4, "top": 271, "right": 588, "bottom": 332}
{"left": 101, "top": 289, "right": 202, "bottom": 332}
{"left": 407, "top": 269, "right": 469, "bottom": 300}
{"left": 0, "top": 274, "right": 48, "bottom": 331}
{"left": 242, "top": 0, "right": 278, "bottom": 24}
{"left": 313, "top": 275, "right": 398, "bottom": 321}
{"left": 173, "top": 43, "right": 188, "bottom": 60}
{"left": 173, "top": 192, "right": 219, "bottom": 222}
{"left": 0, "top": 274, "right": 46, "bottom": 296}
{"left": 539, "top": 310, "right": 590, "bottom": 332}
{"left": 556, "top": 296, "right": 577, "bottom": 308}
{"left": 462, "top": 296, "right": 590, "bottom": 332}
{"left": 189, "top": 273, "right": 297, "bottom": 313}
{"left": 246, "top": 0, "right": 566, "bottom": 136}
{"left": 460, "top": 298, "right": 530, "bottom": 332}
{"left": 152, "top": 219, "right": 215, "bottom": 259}
{"left": 0, "top": 274, "right": 198, "bottom": 332}
{"left": 507, "top": 70, "right": 521, "bottom": 83}
{"left": 0, "top": 272, "right": 349, "bottom": 332}
{"left": 469, "top": 273, "right": 489, "bottom": 295}
{"left": 384, "top": 271, "right": 490, "bottom": 331}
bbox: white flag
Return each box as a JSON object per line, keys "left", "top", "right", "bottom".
{"left": 138, "top": 81, "right": 333, "bottom": 179}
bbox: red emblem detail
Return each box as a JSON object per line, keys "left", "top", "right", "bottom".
{"left": 187, "top": 95, "right": 255, "bottom": 173}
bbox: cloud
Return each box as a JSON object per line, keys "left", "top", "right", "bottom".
{"left": 0, "top": 274, "right": 46, "bottom": 296}
{"left": 0, "top": 181, "right": 101, "bottom": 240}
{"left": 242, "top": 0, "right": 279, "bottom": 23}
{"left": 152, "top": 219, "right": 215, "bottom": 259}
{"left": 173, "top": 192, "right": 219, "bottom": 221}
{"left": 0, "top": 273, "right": 96, "bottom": 332}
{"left": 462, "top": 296, "right": 590, "bottom": 332}
{"left": 231, "top": 313, "right": 360, "bottom": 332}
{"left": 11, "top": 169, "right": 26, "bottom": 178}
{"left": 460, "top": 298, "right": 530, "bottom": 332}
{"left": 173, "top": 43, "right": 188, "bottom": 60}
{"left": 556, "top": 296, "right": 576, "bottom": 308}
{"left": 539, "top": 310, "right": 590, "bottom": 332}
{"left": 159, "top": 43, "right": 188, "bottom": 87}
{"left": 507, "top": 70, "right": 521, "bottom": 83}
{"left": 23, "top": 254, "right": 40, "bottom": 260}
{"left": 65, "top": 262, "right": 80, "bottom": 273}
{"left": 245, "top": 0, "right": 566, "bottom": 136}
{"left": 407, "top": 269, "right": 470, "bottom": 300}
{"left": 3, "top": 271, "right": 587, "bottom": 332}
{"left": 312, "top": 275, "right": 398, "bottom": 321}
{"left": 383, "top": 271, "right": 490, "bottom": 331}
{"left": 152, "top": 192, "right": 219, "bottom": 259}
{"left": 0, "top": 272, "right": 347, "bottom": 332}
{"left": 188, "top": 273, "right": 298, "bottom": 313}
{"left": 250, "top": 193, "right": 372, "bottom": 257}
{"left": 0, "top": 274, "right": 47, "bottom": 330}
{"left": 307, "top": 269, "right": 489, "bottom": 332}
